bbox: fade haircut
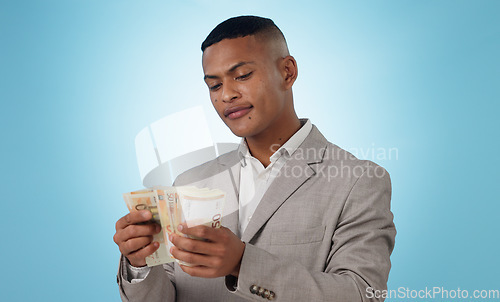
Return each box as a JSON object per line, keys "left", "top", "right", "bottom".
{"left": 201, "top": 15, "right": 287, "bottom": 52}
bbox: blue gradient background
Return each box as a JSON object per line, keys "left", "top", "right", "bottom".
{"left": 1, "top": 1, "right": 499, "bottom": 301}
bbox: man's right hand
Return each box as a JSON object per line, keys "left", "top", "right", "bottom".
{"left": 113, "top": 210, "right": 161, "bottom": 267}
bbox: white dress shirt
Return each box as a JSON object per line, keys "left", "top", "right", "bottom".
{"left": 236, "top": 119, "right": 312, "bottom": 236}
{"left": 125, "top": 119, "right": 312, "bottom": 283}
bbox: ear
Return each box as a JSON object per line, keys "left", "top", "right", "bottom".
{"left": 281, "top": 55, "right": 298, "bottom": 90}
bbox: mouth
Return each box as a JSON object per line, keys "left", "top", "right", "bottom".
{"left": 224, "top": 105, "right": 253, "bottom": 120}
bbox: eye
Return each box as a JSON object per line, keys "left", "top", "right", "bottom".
{"left": 209, "top": 83, "right": 221, "bottom": 92}
{"left": 236, "top": 71, "right": 253, "bottom": 80}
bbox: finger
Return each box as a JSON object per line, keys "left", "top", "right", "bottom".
{"left": 178, "top": 224, "right": 219, "bottom": 242}
{"left": 115, "top": 223, "right": 161, "bottom": 244}
{"left": 170, "top": 234, "right": 213, "bottom": 254}
{"left": 126, "top": 241, "right": 160, "bottom": 267}
{"left": 179, "top": 264, "right": 217, "bottom": 278}
{"left": 121, "top": 236, "right": 154, "bottom": 256}
{"left": 116, "top": 210, "right": 153, "bottom": 230}
{"left": 170, "top": 246, "right": 215, "bottom": 267}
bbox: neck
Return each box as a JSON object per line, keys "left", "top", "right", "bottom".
{"left": 245, "top": 116, "right": 301, "bottom": 167}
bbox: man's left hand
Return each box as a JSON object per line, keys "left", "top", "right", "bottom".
{"left": 169, "top": 225, "right": 245, "bottom": 278}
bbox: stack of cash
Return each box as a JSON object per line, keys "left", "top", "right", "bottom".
{"left": 123, "top": 186, "right": 226, "bottom": 267}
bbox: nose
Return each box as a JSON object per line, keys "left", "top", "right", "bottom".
{"left": 221, "top": 82, "right": 240, "bottom": 103}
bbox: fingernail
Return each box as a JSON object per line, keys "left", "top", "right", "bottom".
{"left": 168, "top": 233, "right": 173, "bottom": 241}
{"left": 153, "top": 242, "right": 159, "bottom": 248}
{"left": 142, "top": 211, "right": 151, "bottom": 219}
{"left": 177, "top": 224, "right": 183, "bottom": 232}
{"left": 155, "top": 224, "right": 161, "bottom": 232}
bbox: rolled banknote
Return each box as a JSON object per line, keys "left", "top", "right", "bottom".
{"left": 159, "top": 186, "right": 226, "bottom": 266}
{"left": 176, "top": 187, "right": 225, "bottom": 233}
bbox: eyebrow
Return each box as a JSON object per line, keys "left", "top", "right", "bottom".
{"left": 204, "top": 61, "right": 255, "bottom": 80}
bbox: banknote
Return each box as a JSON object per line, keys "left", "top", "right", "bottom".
{"left": 123, "top": 189, "right": 175, "bottom": 266}
{"left": 123, "top": 186, "right": 226, "bottom": 267}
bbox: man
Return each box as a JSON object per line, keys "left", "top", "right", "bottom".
{"left": 114, "top": 16, "right": 396, "bottom": 301}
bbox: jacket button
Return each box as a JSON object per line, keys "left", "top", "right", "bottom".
{"left": 263, "top": 289, "right": 271, "bottom": 298}
{"left": 257, "top": 287, "right": 265, "bottom": 296}
{"left": 250, "top": 285, "right": 259, "bottom": 294}
{"left": 268, "top": 291, "right": 276, "bottom": 300}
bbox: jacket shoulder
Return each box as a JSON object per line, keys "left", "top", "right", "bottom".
{"left": 318, "top": 139, "right": 390, "bottom": 181}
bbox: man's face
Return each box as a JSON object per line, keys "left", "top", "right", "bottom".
{"left": 202, "top": 35, "right": 289, "bottom": 138}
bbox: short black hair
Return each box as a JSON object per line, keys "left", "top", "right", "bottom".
{"left": 201, "top": 15, "right": 286, "bottom": 52}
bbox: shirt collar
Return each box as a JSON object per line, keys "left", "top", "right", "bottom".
{"left": 237, "top": 139, "right": 250, "bottom": 166}
{"left": 237, "top": 119, "right": 312, "bottom": 165}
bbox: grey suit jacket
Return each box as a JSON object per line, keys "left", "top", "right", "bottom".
{"left": 118, "top": 125, "right": 396, "bottom": 301}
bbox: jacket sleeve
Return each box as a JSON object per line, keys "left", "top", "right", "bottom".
{"left": 117, "top": 254, "right": 176, "bottom": 302}
{"left": 226, "top": 163, "right": 396, "bottom": 301}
